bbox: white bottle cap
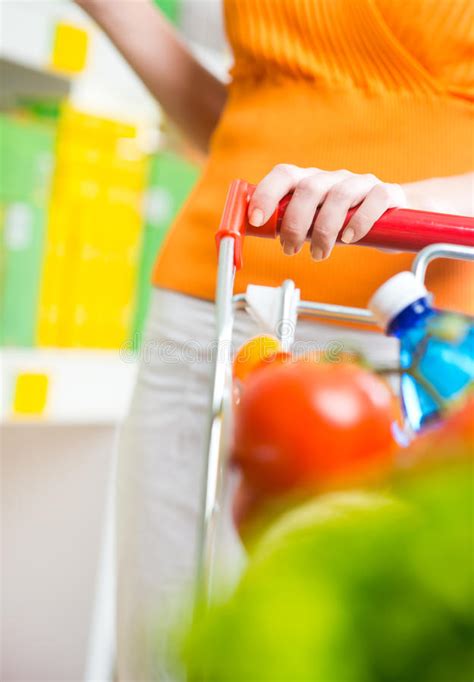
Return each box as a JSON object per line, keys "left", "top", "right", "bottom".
{"left": 368, "top": 271, "right": 429, "bottom": 329}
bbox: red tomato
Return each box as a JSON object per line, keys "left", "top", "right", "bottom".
{"left": 233, "top": 362, "right": 396, "bottom": 495}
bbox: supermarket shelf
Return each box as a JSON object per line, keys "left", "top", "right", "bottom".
{"left": 0, "top": 348, "right": 137, "bottom": 426}
{"left": 0, "top": 56, "right": 71, "bottom": 106}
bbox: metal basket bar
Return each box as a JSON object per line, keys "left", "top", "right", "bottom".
{"left": 412, "top": 243, "right": 474, "bottom": 281}
{"left": 196, "top": 236, "right": 236, "bottom": 605}
{"left": 297, "top": 300, "right": 375, "bottom": 325}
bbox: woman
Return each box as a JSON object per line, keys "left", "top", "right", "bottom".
{"left": 77, "top": 0, "right": 473, "bottom": 678}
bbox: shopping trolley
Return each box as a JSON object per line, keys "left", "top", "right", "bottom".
{"left": 196, "top": 178, "right": 474, "bottom": 606}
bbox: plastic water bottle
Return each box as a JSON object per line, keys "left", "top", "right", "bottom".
{"left": 368, "top": 272, "right": 474, "bottom": 433}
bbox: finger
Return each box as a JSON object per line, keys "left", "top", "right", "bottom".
{"left": 340, "top": 183, "right": 407, "bottom": 244}
{"left": 279, "top": 173, "right": 331, "bottom": 255}
{"left": 311, "top": 174, "right": 377, "bottom": 260}
{"left": 280, "top": 170, "right": 350, "bottom": 255}
{"left": 248, "top": 164, "right": 310, "bottom": 227}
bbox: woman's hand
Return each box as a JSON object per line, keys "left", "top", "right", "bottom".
{"left": 248, "top": 165, "right": 407, "bottom": 260}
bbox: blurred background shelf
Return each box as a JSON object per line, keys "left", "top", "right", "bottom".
{"left": 0, "top": 57, "right": 71, "bottom": 108}
{"left": 1, "top": 348, "right": 138, "bottom": 426}
{"left": 1, "top": 1, "right": 227, "bottom": 680}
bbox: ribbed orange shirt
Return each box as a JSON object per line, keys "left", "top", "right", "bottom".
{"left": 154, "top": 0, "right": 473, "bottom": 313}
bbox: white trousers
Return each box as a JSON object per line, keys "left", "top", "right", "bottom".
{"left": 116, "top": 287, "right": 398, "bottom": 681}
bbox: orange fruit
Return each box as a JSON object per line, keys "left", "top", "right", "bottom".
{"left": 233, "top": 335, "right": 282, "bottom": 383}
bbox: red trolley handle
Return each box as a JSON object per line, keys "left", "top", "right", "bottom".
{"left": 216, "top": 179, "right": 474, "bottom": 269}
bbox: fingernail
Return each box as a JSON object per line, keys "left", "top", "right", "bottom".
{"left": 283, "top": 241, "right": 294, "bottom": 256}
{"left": 249, "top": 208, "right": 264, "bottom": 227}
{"left": 341, "top": 227, "right": 355, "bottom": 244}
{"left": 311, "top": 247, "right": 324, "bottom": 261}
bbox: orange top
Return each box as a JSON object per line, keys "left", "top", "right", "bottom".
{"left": 153, "top": 0, "right": 473, "bottom": 313}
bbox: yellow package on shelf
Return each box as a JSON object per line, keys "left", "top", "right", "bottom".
{"left": 37, "top": 105, "right": 148, "bottom": 349}
{"left": 58, "top": 194, "right": 98, "bottom": 347}
{"left": 58, "top": 107, "right": 139, "bottom": 152}
{"left": 13, "top": 372, "right": 49, "bottom": 416}
{"left": 37, "top": 199, "right": 74, "bottom": 346}
{"left": 51, "top": 22, "right": 89, "bottom": 74}
{"left": 64, "top": 198, "right": 144, "bottom": 348}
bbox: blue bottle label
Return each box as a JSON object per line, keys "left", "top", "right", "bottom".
{"left": 393, "top": 307, "right": 474, "bottom": 433}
